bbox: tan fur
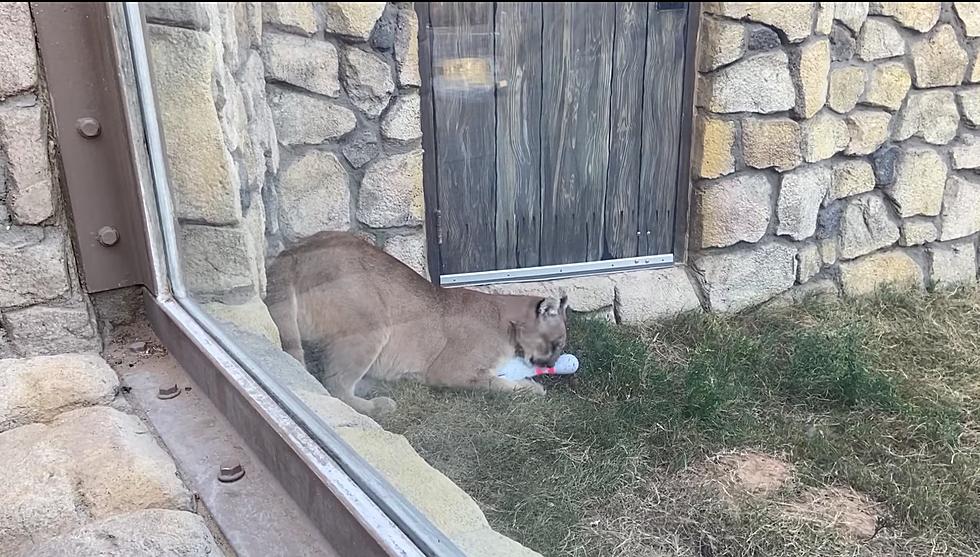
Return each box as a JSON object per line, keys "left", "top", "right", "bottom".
{"left": 265, "top": 232, "right": 568, "bottom": 416}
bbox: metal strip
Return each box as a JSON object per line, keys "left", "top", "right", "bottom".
{"left": 109, "top": 318, "right": 340, "bottom": 556}
{"left": 145, "top": 295, "right": 416, "bottom": 557}
{"left": 169, "top": 296, "right": 460, "bottom": 557}
{"left": 121, "top": 4, "right": 463, "bottom": 556}
{"left": 106, "top": 2, "right": 170, "bottom": 296}
{"left": 415, "top": 3, "right": 443, "bottom": 283}
{"left": 122, "top": 3, "right": 185, "bottom": 299}
{"left": 31, "top": 3, "right": 156, "bottom": 294}
{"left": 440, "top": 254, "right": 674, "bottom": 286}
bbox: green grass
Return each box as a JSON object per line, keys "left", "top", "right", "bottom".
{"left": 379, "top": 288, "right": 980, "bottom": 557}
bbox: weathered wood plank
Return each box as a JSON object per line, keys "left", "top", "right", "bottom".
{"left": 638, "top": 5, "right": 687, "bottom": 256}
{"left": 539, "top": 2, "right": 615, "bottom": 265}
{"left": 672, "top": 3, "right": 701, "bottom": 263}
{"left": 494, "top": 2, "right": 543, "bottom": 269}
{"left": 603, "top": 3, "right": 647, "bottom": 260}
{"left": 429, "top": 2, "right": 497, "bottom": 274}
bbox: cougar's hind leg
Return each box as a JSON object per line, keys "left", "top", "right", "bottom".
{"left": 267, "top": 283, "right": 306, "bottom": 366}
{"left": 321, "top": 333, "right": 397, "bottom": 416}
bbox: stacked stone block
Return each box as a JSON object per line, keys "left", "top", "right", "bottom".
{"left": 692, "top": 2, "right": 980, "bottom": 311}
{"left": 0, "top": 3, "right": 99, "bottom": 356}
{"left": 147, "top": 2, "right": 425, "bottom": 341}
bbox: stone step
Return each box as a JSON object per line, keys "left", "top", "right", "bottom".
{"left": 0, "top": 352, "right": 219, "bottom": 556}
{"left": 0, "top": 406, "right": 196, "bottom": 554}
{"left": 0, "top": 353, "right": 118, "bottom": 432}
{"left": 27, "top": 509, "right": 222, "bottom": 557}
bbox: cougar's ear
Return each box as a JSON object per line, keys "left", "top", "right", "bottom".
{"left": 537, "top": 297, "right": 562, "bottom": 318}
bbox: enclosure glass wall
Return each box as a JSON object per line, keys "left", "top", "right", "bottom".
{"left": 134, "top": 2, "right": 697, "bottom": 556}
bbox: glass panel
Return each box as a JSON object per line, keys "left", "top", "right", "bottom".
{"left": 129, "top": 3, "right": 980, "bottom": 556}
{"left": 133, "top": 3, "right": 688, "bottom": 556}
{"left": 131, "top": 3, "right": 459, "bottom": 554}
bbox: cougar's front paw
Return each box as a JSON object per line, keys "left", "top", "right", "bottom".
{"left": 369, "top": 396, "right": 398, "bottom": 416}
{"left": 516, "top": 380, "right": 546, "bottom": 396}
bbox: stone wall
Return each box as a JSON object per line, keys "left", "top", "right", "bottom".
{"left": 690, "top": 2, "right": 980, "bottom": 311}
{"left": 146, "top": 1, "right": 424, "bottom": 344}
{"left": 0, "top": 3, "right": 100, "bottom": 357}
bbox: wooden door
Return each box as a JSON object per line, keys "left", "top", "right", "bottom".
{"left": 421, "top": 2, "right": 695, "bottom": 278}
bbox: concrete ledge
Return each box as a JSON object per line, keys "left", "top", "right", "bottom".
{"left": 455, "top": 527, "right": 542, "bottom": 557}
{"left": 337, "top": 427, "right": 542, "bottom": 557}
{"left": 337, "top": 427, "right": 490, "bottom": 537}
{"left": 474, "top": 266, "right": 704, "bottom": 324}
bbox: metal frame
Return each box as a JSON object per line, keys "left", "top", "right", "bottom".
{"left": 118, "top": 4, "right": 463, "bottom": 555}
{"left": 145, "top": 295, "right": 408, "bottom": 557}
{"left": 416, "top": 2, "right": 702, "bottom": 284}
{"left": 416, "top": 3, "right": 443, "bottom": 283}
{"left": 109, "top": 323, "right": 339, "bottom": 555}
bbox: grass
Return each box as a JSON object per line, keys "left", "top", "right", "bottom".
{"left": 378, "top": 288, "right": 980, "bottom": 557}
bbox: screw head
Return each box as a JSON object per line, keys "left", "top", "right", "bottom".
{"left": 157, "top": 384, "right": 181, "bottom": 400}
{"left": 76, "top": 117, "right": 101, "bottom": 138}
{"left": 218, "top": 463, "right": 245, "bottom": 483}
{"left": 97, "top": 226, "right": 119, "bottom": 247}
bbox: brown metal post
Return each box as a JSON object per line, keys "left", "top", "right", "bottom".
{"left": 32, "top": 2, "right": 156, "bottom": 294}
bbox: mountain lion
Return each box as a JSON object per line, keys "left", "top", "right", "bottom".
{"left": 265, "top": 232, "right": 569, "bottom": 416}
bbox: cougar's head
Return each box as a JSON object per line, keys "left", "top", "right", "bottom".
{"left": 513, "top": 296, "right": 569, "bottom": 368}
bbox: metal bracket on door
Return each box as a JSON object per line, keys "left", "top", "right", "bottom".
{"left": 440, "top": 254, "right": 675, "bottom": 287}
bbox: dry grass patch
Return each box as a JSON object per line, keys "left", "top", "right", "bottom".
{"left": 706, "top": 451, "right": 795, "bottom": 498}
{"left": 781, "top": 486, "right": 882, "bottom": 540}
